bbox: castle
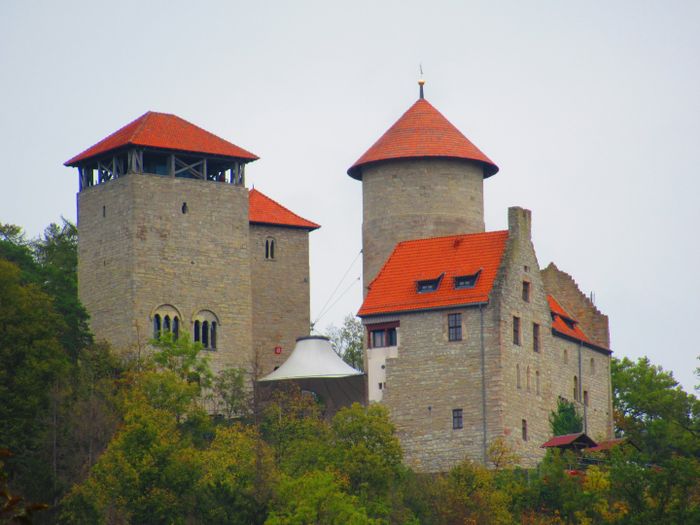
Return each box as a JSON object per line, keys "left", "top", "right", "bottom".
{"left": 66, "top": 84, "right": 613, "bottom": 471}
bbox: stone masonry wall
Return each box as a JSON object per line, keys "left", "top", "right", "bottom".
{"left": 362, "top": 158, "right": 485, "bottom": 294}
{"left": 249, "top": 224, "right": 312, "bottom": 377}
{"left": 541, "top": 263, "right": 610, "bottom": 348}
{"left": 490, "top": 207, "right": 559, "bottom": 466}
{"left": 378, "top": 307, "right": 490, "bottom": 472}
{"left": 78, "top": 174, "right": 253, "bottom": 374}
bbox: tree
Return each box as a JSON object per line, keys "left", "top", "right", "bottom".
{"left": 213, "top": 367, "right": 250, "bottom": 421}
{"left": 326, "top": 314, "right": 364, "bottom": 371}
{"left": 612, "top": 356, "right": 700, "bottom": 461}
{"left": 548, "top": 398, "right": 583, "bottom": 436}
{"left": 0, "top": 259, "right": 70, "bottom": 499}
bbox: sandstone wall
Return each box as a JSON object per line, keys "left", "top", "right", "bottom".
{"left": 249, "top": 224, "right": 311, "bottom": 377}
{"left": 361, "top": 158, "right": 485, "bottom": 294}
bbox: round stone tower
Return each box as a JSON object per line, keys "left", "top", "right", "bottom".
{"left": 348, "top": 83, "right": 499, "bottom": 294}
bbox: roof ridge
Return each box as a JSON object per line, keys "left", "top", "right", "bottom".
{"left": 395, "top": 229, "right": 509, "bottom": 247}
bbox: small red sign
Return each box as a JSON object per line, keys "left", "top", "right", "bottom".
{"left": 274, "top": 346, "right": 282, "bottom": 355}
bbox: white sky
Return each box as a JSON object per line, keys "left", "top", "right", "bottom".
{"left": 1, "top": 1, "right": 698, "bottom": 392}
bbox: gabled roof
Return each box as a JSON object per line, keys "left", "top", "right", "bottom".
{"left": 348, "top": 98, "right": 498, "bottom": 179}
{"left": 541, "top": 432, "right": 597, "bottom": 449}
{"left": 249, "top": 189, "right": 320, "bottom": 231}
{"left": 65, "top": 111, "right": 258, "bottom": 166}
{"left": 358, "top": 230, "right": 508, "bottom": 317}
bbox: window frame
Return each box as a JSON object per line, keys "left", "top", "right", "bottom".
{"left": 452, "top": 408, "right": 464, "bottom": 430}
{"left": 448, "top": 313, "right": 462, "bottom": 342}
{"left": 366, "top": 322, "right": 399, "bottom": 349}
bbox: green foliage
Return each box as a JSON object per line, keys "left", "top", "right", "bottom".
{"left": 326, "top": 314, "right": 364, "bottom": 371}
{"left": 149, "top": 331, "right": 212, "bottom": 390}
{"left": 265, "top": 471, "right": 377, "bottom": 525}
{"left": 612, "top": 356, "right": 700, "bottom": 461}
{"left": 213, "top": 367, "right": 249, "bottom": 421}
{"left": 548, "top": 398, "right": 583, "bottom": 436}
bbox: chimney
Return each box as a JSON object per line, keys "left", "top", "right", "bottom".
{"left": 508, "top": 207, "right": 532, "bottom": 240}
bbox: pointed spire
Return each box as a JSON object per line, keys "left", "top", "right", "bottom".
{"left": 418, "top": 64, "right": 425, "bottom": 99}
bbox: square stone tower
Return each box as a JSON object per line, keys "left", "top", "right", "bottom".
{"left": 66, "top": 112, "right": 258, "bottom": 372}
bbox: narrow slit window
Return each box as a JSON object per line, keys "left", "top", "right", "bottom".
{"left": 522, "top": 281, "right": 530, "bottom": 302}
{"left": 513, "top": 316, "right": 521, "bottom": 345}
{"left": 536, "top": 370, "right": 540, "bottom": 395}
{"left": 573, "top": 375, "right": 579, "bottom": 401}
{"left": 584, "top": 390, "right": 589, "bottom": 406}
{"left": 173, "top": 316, "right": 179, "bottom": 339}
{"left": 163, "top": 315, "right": 171, "bottom": 333}
{"left": 533, "top": 323, "right": 540, "bottom": 352}
{"left": 211, "top": 321, "right": 217, "bottom": 349}
{"left": 452, "top": 409, "right": 463, "bottom": 429}
{"left": 522, "top": 419, "right": 528, "bottom": 441}
{"left": 516, "top": 364, "right": 521, "bottom": 389}
{"left": 194, "top": 320, "right": 201, "bottom": 342}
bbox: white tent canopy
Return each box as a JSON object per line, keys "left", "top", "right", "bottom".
{"left": 258, "top": 336, "right": 365, "bottom": 413}
{"left": 258, "top": 336, "right": 363, "bottom": 381}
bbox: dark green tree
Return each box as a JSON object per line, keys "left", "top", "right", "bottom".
{"left": 548, "top": 397, "right": 583, "bottom": 436}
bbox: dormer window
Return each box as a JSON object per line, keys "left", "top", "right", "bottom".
{"left": 416, "top": 273, "right": 444, "bottom": 293}
{"left": 454, "top": 271, "right": 480, "bottom": 289}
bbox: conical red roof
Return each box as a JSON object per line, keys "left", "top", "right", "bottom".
{"left": 65, "top": 111, "right": 258, "bottom": 166}
{"left": 348, "top": 98, "right": 498, "bottom": 179}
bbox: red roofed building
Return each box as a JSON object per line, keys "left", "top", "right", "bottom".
{"left": 66, "top": 112, "right": 319, "bottom": 377}
{"left": 351, "top": 83, "right": 614, "bottom": 472}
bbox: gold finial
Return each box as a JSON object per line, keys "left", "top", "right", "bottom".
{"left": 418, "top": 64, "right": 425, "bottom": 99}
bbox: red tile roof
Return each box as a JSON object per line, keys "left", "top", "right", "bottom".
{"left": 65, "top": 111, "right": 258, "bottom": 166}
{"left": 358, "top": 231, "right": 508, "bottom": 317}
{"left": 541, "top": 432, "right": 597, "bottom": 449}
{"left": 249, "top": 189, "right": 320, "bottom": 231}
{"left": 586, "top": 438, "right": 630, "bottom": 452}
{"left": 547, "top": 295, "right": 595, "bottom": 346}
{"left": 348, "top": 98, "right": 498, "bottom": 180}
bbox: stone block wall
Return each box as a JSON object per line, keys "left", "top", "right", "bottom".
{"left": 78, "top": 174, "right": 253, "bottom": 374}
{"left": 541, "top": 263, "right": 610, "bottom": 348}
{"left": 249, "top": 224, "right": 312, "bottom": 377}
{"left": 361, "top": 158, "right": 485, "bottom": 294}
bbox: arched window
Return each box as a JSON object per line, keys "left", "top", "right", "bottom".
{"left": 151, "top": 304, "right": 182, "bottom": 340}
{"left": 202, "top": 321, "right": 209, "bottom": 348}
{"left": 194, "top": 320, "right": 201, "bottom": 342}
{"left": 516, "top": 364, "right": 521, "bottom": 389}
{"left": 265, "top": 238, "right": 276, "bottom": 260}
{"left": 192, "top": 310, "right": 220, "bottom": 350}
{"left": 153, "top": 314, "right": 161, "bottom": 339}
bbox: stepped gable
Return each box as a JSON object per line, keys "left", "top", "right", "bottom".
{"left": 65, "top": 111, "right": 258, "bottom": 166}
{"left": 541, "top": 263, "right": 610, "bottom": 349}
{"left": 358, "top": 230, "right": 509, "bottom": 317}
{"left": 348, "top": 98, "right": 498, "bottom": 179}
{"left": 249, "top": 189, "right": 320, "bottom": 231}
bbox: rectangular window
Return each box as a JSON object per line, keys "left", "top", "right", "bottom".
{"left": 522, "top": 419, "right": 528, "bottom": 441}
{"left": 513, "top": 316, "right": 521, "bottom": 345}
{"left": 453, "top": 409, "right": 463, "bottom": 429}
{"left": 371, "top": 330, "right": 385, "bottom": 348}
{"left": 522, "top": 281, "right": 530, "bottom": 302}
{"left": 448, "top": 313, "right": 462, "bottom": 341}
{"left": 387, "top": 327, "right": 397, "bottom": 346}
{"left": 533, "top": 323, "right": 540, "bottom": 352}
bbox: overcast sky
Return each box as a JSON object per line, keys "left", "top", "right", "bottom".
{"left": 1, "top": 1, "right": 698, "bottom": 392}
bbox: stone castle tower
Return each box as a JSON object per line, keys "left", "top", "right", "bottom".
{"left": 347, "top": 85, "right": 498, "bottom": 294}
{"left": 350, "top": 85, "right": 614, "bottom": 471}
{"left": 65, "top": 111, "right": 319, "bottom": 375}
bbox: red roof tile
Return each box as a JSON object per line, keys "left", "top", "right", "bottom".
{"left": 541, "top": 432, "right": 597, "bottom": 449}
{"left": 358, "top": 231, "right": 508, "bottom": 317}
{"left": 249, "top": 189, "right": 320, "bottom": 231}
{"left": 65, "top": 111, "right": 258, "bottom": 166}
{"left": 586, "top": 438, "right": 629, "bottom": 452}
{"left": 547, "top": 295, "right": 594, "bottom": 345}
{"left": 348, "top": 98, "right": 498, "bottom": 180}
